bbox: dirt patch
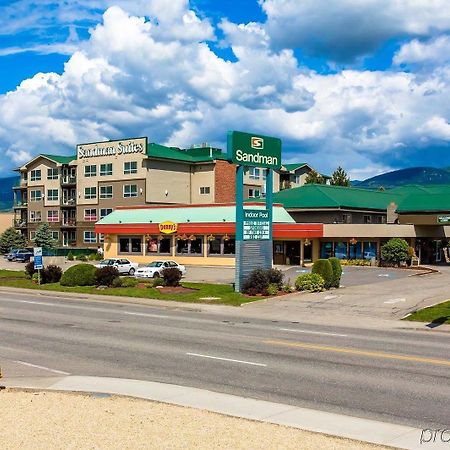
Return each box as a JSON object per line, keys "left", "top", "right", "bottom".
{"left": 159, "top": 285, "right": 199, "bottom": 294}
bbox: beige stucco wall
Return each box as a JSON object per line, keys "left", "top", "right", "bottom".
{"left": 0, "top": 212, "right": 13, "bottom": 233}
{"left": 190, "top": 164, "right": 215, "bottom": 203}
{"left": 323, "top": 224, "right": 417, "bottom": 238}
{"left": 243, "top": 169, "right": 280, "bottom": 193}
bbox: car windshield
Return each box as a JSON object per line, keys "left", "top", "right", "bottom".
{"left": 100, "top": 260, "right": 113, "bottom": 265}
{"left": 146, "top": 262, "right": 163, "bottom": 267}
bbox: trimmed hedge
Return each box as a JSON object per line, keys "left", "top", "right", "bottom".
{"left": 60, "top": 264, "right": 97, "bottom": 286}
{"left": 163, "top": 267, "right": 182, "bottom": 287}
{"left": 96, "top": 266, "right": 119, "bottom": 287}
{"left": 311, "top": 259, "right": 333, "bottom": 289}
{"left": 295, "top": 273, "right": 325, "bottom": 292}
{"left": 328, "top": 257, "right": 342, "bottom": 288}
{"left": 41, "top": 265, "right": 63, "bottom": 284}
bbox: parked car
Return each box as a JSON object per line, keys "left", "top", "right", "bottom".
{"left": 134, "top": 260, "right": 186, "bottom": 279}
{"left": 7, "top": 248, "right": 33, "bottom": 262}
{"left": 95, "top": 258, "right": 139, "bottom": 275}
{"left": 4, "top": 248, "right": 19, "bottom": 260}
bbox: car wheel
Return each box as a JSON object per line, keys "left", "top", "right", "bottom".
{"left": 128, "top": 268, "right": 135, "bottom": 276}
{"left": 153, "top": 272, "right": 160, "bottom": 278}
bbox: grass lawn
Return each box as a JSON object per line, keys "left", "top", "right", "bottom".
{"left": 404, "top": 300, "right": 450, "bottom": 325}
{"left": 0, "top": 270, "right": 260, "bottom": 306}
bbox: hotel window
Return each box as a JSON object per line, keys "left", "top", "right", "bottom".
{"left": 119, "top": 236, "right": 142, "bottom": 254}
{"left": 294, "top": 175, "right": 300, "bottom": 184}
{"left": 30, "top": 190, "right": 42, "bottom": 202}
{"left": 123, "top": 184, "right": 138, "bottom": 198}
{"left": 47, "top": 189, "right": 59, "bottom": 201}
{"left": 199, "top": 186, "right": 210, "bottom": 195}
{"left": 100, "top": 208, "right": 113, "bottom": 219}
{"left": 84, "top": 165, "right": 97, "bottom": 177}
{"left": 29, "top": 211, "right": 42, "bottom": 223}
{"left": 84, "top": 187, "right": 97, "bottom": 199}
{"left": 124, "top": 161, "right": 137, "bottom": 175}
{"left": 84, "top": 231, "right": 97, "bottom": 244}
{"left": 363, "top": 215, "right": 372, "bottom": 224}
{"left": 98, "top": 233, "right": 104, "bottom": 243}
{"left": 342, "top": 214, "right": 352, "bottom": 224}
{"left": 84, "top": 208, "right": 97, "bottom": 221}
{"left": 51, "top": 231, "right": 59, "bottom": 241}
{"left": 249, "top": 167, "right": 260, "bottom": 180}
{"left": 100, "top": 185, "right": 113, "bottom": 199}
{"left": 100, "top": 163, "right": 113, "bottom": 176}
{"left": 47, "top": 210, "right": 59, "bottom": 222}
{"left": 248, "top": 188, "right": 260, "bottom": 198}
{"left": 30, "top": 169, "right": 41, "bottom": 181}
{"left": 47, "top": 168, "right": 58, "bottom": 180}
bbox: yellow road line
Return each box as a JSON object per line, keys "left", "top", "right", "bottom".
{"left": 264, "top": 339, "right": 450, "bottom": 367}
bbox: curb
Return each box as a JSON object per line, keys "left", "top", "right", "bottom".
{"left": 1, "top": 375, "right": 436, "bottom": 450}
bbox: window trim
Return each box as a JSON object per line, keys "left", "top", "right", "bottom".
{"left": 199, "top": 186, "right": 211, "bottom": 195}
{"left": 123, "top": 161, "right": 138, "bottom": 175}
{"left": 47, "top": 168, "right": 59, "bottom": 180}
{"left": 84, "top": 186, "right": 97, "bottom": 200}
{"left": 100, "top": 208, "right": 113, "bottom": 219}
{"left": 145, "top": 236, "right": 172, "bottom": 255}
{"left": 83, "top": 231, "right": 97, "bottom": 244}
{"left": 100, "top": 163, "right": 113, "bottom": 176}
{"left": 47, "top": 210, "right": 59, "bottom": 222}
{"left": 123, "top": 184, "right": 138, "bottom": 198}
{"left": 118, "top": 236, "right": 143, "bottom": 254}
{"left": 30, "top": 169, "right": 41, "bottom": 182}
{"left": 84, "top": 208, "right": 97, "bottom": 222}
{"left": 99, "top": 185, "right": 113, "bottom": 199}
{"left": 47, "top": 189, "right": 59, "bottom": 201}
{"left": 84, "top": 165, "right": 97, "bottom": 178}
{"left": 30, "top": 189, "right": 42, "bottom": 202}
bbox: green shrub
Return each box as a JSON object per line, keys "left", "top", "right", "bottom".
{"left": 121, "top": 277, "right": 138, "bottom": 288}
{"left": 60, "top": 264, "right": 97, "bottom": 286}
{"left": 381, "top": 238, "right": 409, "bottom": 266}
{"left": 152, "top": 277, "right": 164, "bottom": 287}
{"left": 340, "top": 259, "right": 370, "bottom": 266}
{"left": 112, "top": 277, "right": 123, "bottom": 288}
{"left": 31, "top": 272, "right": 40, "bottom": 284}
{"left": 328, "top": 257, "right": 342, "bottom": 288}
{"left": 311, "top": 259, "right": 333, "bottom": 289}
{"left": 96, "top": 266, "right": 120, "bottom": 287}
{"left": 266, "top": 268, "right": 284, "bottom": 288}
{"left": 67, "top": 251, "right": 74, "bottom": 261}
{"left": 266, "top": 283, "right": 279, "bottom": 296}
{"left": 163, "top": 267, "right": 182, "bottom": 287}
{"left": 295, "top": 273, "right": 325, "bottom": 292}
{"left": 41, "top": 265, "right": 63, "bottom": 284}
{"left": 25, "top": 261, "right": 36, "bottom": 279}
{"left": 75, "top": 254, "right": 87, "bottom": 262}
{"left": 242, "top": 268, "right": 270, "bottom": 295}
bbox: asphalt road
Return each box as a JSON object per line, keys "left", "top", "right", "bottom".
{"left": 0, "top": 290, "right": 449, "bottom": 430}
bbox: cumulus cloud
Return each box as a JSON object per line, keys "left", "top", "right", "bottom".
{"left": 260, "top": 0, "right": 450, "bottom": 62}
{"left": 394, "top": 35, "right": 450, "bottom": 66}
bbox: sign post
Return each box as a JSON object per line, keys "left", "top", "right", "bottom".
{"left": 228, "top": 131, "right": 281, "bottom": 292}
{"left": 33, "top": 247, "right": 43, "bottom": 285}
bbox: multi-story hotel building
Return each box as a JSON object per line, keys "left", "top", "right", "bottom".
{"left": 13, "top": 137, "right": 313, "bottom": 248}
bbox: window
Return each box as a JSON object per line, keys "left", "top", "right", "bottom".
{"left": 207, "top": 236, "right": 235, "bottom": 256}
{"left": 124, "top": 161, "right": 137, "bottom": 174}
{"left": 84, "top": 209, "right": 97, "bottom": 221}
{"left": 248, "top": 188, "right": 261, "bottom": 198}
{"left": 334, "top": 241, "right": 348, "bottom": 259}
{"left": 320, "top": 242, "right": 333, "bottom": 259}
{"left": 30, "top": 190, "right": 42, "bottom": 202}
{"left": 84, "top": 231, "right": 97, "bottom": 243}
{"left": 51, "top": 231, "right": 59, "bottom": 241}
{"left": 100, "top": 185, "right": 113, "bottom": 199}
{"left": 377, "top": 216, "right": 386, "bottom": 224}
{"left": 100, "top": 208, "right": 113, "bottom": 219}
{"left": 29, "top": 211, "right": 41, "bottom": 223}
{"left": 47, "top": 210, "right": 59, "bottom": 222}
{"left": 123, "top": 184, "right": 138, "bottom": 198}
{"left": 47, "top": 168, "right": 58, "bottom": 180}
{"left": 146, "top": 237, "right": 171, "bottom": 254}
{"left": 199, "top": 186, "right": 210, "bottom": 195}
{"left": 98, "top": 233, "right": 104, "bottom": 243}
{"left": 349, "top": 241, "right": 362, "bottom": 259}
{"left": 47, "top": 189, "right": 59, "bottom": 201}
{"left": 208, "top": 237, "right": 221, "bottom": 255}
{"left": 262, "top": 169, "right": 267, "bottom": 180}
{"left": 294, "top": 175, "right": 300, "bottom": 184}
{"left": 100, "top": 163, "right": 113, "bottom": 176}
{"left": 176, "top": 236, "right": 203, "bottom": 255}
{"left": 84, "top": 165, "right": 97, "bottom": 177}
{"left": 342, "top": 214, "right": 352, "bottom": 224}
{"left": 30, "top": 169, "right": 41, "bottom": 181}
{"left": 249, "top": 167, "right": 260, "bottom": 180}
{"left": 84, "top": 187, "right": 97, "bottom": 199}
{"left": 363, "top": 241, "right": 377, "bottom": 260}
{"left": 223, "top": 237, "right": 235, "bottom": 255}
{"left": 30, "top": 231, "right": 36, "bottom": 240}
{"left": 363, "top": 215, "right": 372, "bottom": 224}
{"left": 119, "top": 237, "right": 142, "bottom": 254}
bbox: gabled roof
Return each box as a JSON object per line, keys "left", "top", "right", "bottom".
{"left": 259, "top": 184, "right": 402, "bottom": 211}
{"left": 282, "top": 163, "right": 309, "bottom": 172}
{"left": 40, "top": 154, "right": 76, "bottom": 164}
{"left": 146, "top": 143, "right": 227, "bottom": 163}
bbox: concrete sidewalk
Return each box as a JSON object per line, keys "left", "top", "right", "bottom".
{"left": 1, "top": 375, "right": 437, "bottom": 450}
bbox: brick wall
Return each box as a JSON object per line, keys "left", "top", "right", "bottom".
{"left": 214, "top": 160, "right": 236, "bottom": 203}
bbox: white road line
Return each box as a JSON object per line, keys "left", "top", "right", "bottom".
{"left": 279, "top": 328, "right": 348, "bottom": 337}
{"left": 384, "top": 298, "right": 406, "bottom": 304}
{"left": 123, "top": 311, "right": 170, "bottom": 319}
{"left": 186, "top": 352, "right": 267, "bottom": 367}
{"left": 13, "top": 360, "right": 70, "bottom": 375}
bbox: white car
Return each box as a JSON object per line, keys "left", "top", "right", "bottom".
{"left": 134, "top": 260, "right": 186, "bottom": 279}
{"left": 95, "top": 258, "right": 139, "bottom": 275}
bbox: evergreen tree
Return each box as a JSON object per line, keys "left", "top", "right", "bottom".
{"left": 330, "top": 166, "right": 351, "bottom": 187}
{"left": 0, "top": 227, "right": 27, "bottom": 253}
{"left": 305, "top": 170, "right": 325, "bottom": 185}
{"left": 33, "top": 223, "right": 56, "bottom": 249}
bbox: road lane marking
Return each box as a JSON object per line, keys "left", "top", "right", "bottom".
{"left": 384, "top": 298, "right": 406, "bottom": 304}
{"left": 123, "top": 311, "right": 170, "bottom": 319}
{"left": 13, "top": 360, "right": 70, "bottom": 375}
{"left": 264, "top": 340, "right": 450, "bottom": 367}
{"left": 186, "top": 352, "right": 267, "bottom": 367}
{"left": 279, "top": 328, "right": 347, "bottom": 337}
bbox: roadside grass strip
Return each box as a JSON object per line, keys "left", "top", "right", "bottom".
{"left": 404, "top": 299, "right": 450, "bottom": 325}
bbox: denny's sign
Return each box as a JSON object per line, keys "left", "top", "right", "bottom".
{"left": 159, "top": 221, "right": 178, "bottom": 234}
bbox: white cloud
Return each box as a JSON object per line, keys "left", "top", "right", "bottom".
{"left": 260, "top": 0, "right": 450, "bottom": 62}
{"left": 394, "top": 35, "right": 450, "bottom": 66}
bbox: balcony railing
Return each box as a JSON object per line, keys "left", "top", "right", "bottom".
{"left": 61, "top": 177, "right": 77, "bottom": 185}
{"left": 62, "top": 219, "right": 77, "bottom": 227}
{"left": 14, "top": 201, "right": 28, "bottom": 208}
{"left": 61, "top": 198, "right": 76, "bottom": 206}
{"left": 14, "top": 219, "right": 28, "bottom": 228}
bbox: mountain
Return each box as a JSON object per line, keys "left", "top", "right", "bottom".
{"left": 0, "top": 176, "right": 19, "bottom": 211}
{"left": 356, "top": 167, "right": 450, "bottom": 189}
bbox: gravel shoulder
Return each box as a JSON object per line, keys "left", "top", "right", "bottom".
{"left": 0, "top": 390, "right": 388, "bottom": 450}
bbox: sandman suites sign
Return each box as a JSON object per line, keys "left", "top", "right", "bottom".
{"left": 159, "top": 221, "right": 178, "bottom": 234}
{"left": 77, "top": 137, "right": 147, "bottom": 159}
{"left": 227, "top": 131, "right": 281, "bottom": 169}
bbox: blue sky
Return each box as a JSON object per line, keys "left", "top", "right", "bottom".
{"left": 1, "top": 0, "right": 450, "bottom": 179}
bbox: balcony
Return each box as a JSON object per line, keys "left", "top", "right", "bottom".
{"left": 14, "top": 219, "right": 28, "bottom": 228}
{"left": 14, "top": 201, "right": 28, "bottom": 209}
{"left": 280, "top": 180, "right": 292, "bottom": 190}
{"left": 13, "top": 182, "right": 27, "bottom": 190}
{"left": 61, "top": 176, "right": 77, "bottom": 186}
{"left": 61, "top": 219, "right": 77, "bottom": 227}
{"left": 61, "top": 198, "right": 76, "bottom": 207}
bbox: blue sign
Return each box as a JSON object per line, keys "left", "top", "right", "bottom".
{"left": 34, "top": 247, "right": 43, "bottom": 270}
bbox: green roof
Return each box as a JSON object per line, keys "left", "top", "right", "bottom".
{"left": 146, "top": 143, "right": 227, "bottom": 163}
{"left": 98, "top": 204, "right": 295, "bottom": 225}
{"left": 41, "top": 154, "right": 76, "bottom": 164}
{"left": 282, "top": 163, "right": 308, "bottom": 172}
{"left": 257, "top": 184, "right": 402, "bottom": 211}
{"left": 397, "top": 193, "right": 450, "bottom": 212}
